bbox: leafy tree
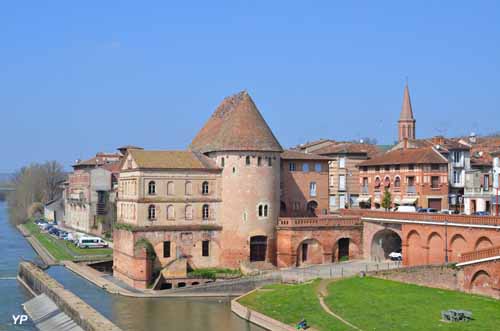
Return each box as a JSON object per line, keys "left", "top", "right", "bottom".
{"left": 381, "top": 188, "right": 392, "bottom": 211}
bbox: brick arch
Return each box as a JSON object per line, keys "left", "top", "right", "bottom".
{"left": 427, "top": 232, "right": 445, "bottom": 265}
{"left": 449, "top": 234, "right": 467, "bottom": 262}
{"left": 371, "top": 229, "right": 402, "bottom": 261}
{"left": 475, "top": 236, "right": 493, "bottom": 250}
{"left": 406, "top": 230, "right": 422, "bottom": 266}
{"left": 470, "top": 270, "right": 492, "bottom": 296}
{"left": 332, "top": 236, "right": 360, "bottom": 262}
{"left": 296, "top": 238, "right": 324, "bottom": 266}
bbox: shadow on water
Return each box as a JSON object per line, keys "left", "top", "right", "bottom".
{"left": 1, "top": 202, "right": 263, "bottom": 331}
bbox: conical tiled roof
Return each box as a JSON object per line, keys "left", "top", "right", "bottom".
{"left": 190, "top": 91, "right": 283, "bottom": 153}
{"left": 399, "top": 84, "right": 415, "bottom": 121}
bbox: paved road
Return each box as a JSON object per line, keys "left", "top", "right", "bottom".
{"left": 280, "top": 260, "right": 402, "bottom": 282}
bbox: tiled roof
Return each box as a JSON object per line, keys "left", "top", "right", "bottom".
{"left": 128, "top": 150, "right": 220, "bottom": 170}
{"left": 358, "top": 147, "right": 447, "bottom": 166}
{"left": 314, "top": 143, "right": 381, "bottom": 157}
{"left": 390, "top": 137, "right": 469, "bottom": 153}
{"left": 100, "top": 161, "right": 122, "bottom": 173}
{"left": 190, "top": 91, "right": 283, "bottom": 153}
{"left": 293, "top": 139, "right": 335, "bottom": 150}
{"left": 281, "top": 150, "right": 332, "bottom": 161}
{"left": 73, "top": 153, "right": 122, "bottom": 168}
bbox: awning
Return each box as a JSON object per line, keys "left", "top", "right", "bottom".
{"left": 373, "top": 196, "right": 381, "bottom": 204}
{"left": 401, "top": 197, "right": 418, "bottom": 205}
{"left": 393, "top": 196, "right": 402, "bottom": 204}
{"left": 358, "top": 197, "right": 371, "bottom": 203}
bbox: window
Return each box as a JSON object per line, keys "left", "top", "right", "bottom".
{"left": 185, "top": 205, "right": 193, "bottom": 220}
{"left": 395, "top": 165, "right": 400, "bottom": 171}
{"left": 257, "top": 157, "right": 262, "bottom": 166}
{"left": 339, "top": 157, "right": 346, "bottom": 169}
{"left": 374, "top": 177, "right": 381, "bottom": 189}
{"left": 431, "top": 176, "right": 440, "bottom": 189}
{"left": 221, "top": 157, "right": 225, "bottom": 167}
{"left": 339, "top": 175, "right": 346, "bottom": 191}
{"left": 167, "top": 181, "right": 174, "bottom": 195}
{"left": 185, "top": 181, "right": 192, "bottom": 195}
{"left": 148, "top": 181, "right": 156, "bottom": 195}
{"left": 202, "top": 181, "right": 209, "bottom": 195}
{"left": 431, "top": 164, "right": 440, "bottom": 171}
{"left": 310, "top": 182, "right": 317, "bottom": 197}
{"left": 330, "top": 175, "right": 334, "bottom": 186}
{"left": 453, "top": 151, "right": 461, "bottom": 163}
{"left": 258, "top": 204, "right": 269, "bottom": 218}
{"left": 303, "top": 163, "right": 309, "bottom": 172}
{"left": 202, "top": 204, "right": 209, "bottom": 220}
{"left": 268, "top": 157, "right": 272, "bottom": 166}
{"left": 289, "top": 162, "right": 296, "bottom": 171}
{"left": 148, "top": 205, "right": 156, "bottom": 220}
{"left": 384, "top": 166, "right": 390, "bottom": 171}
{"left": 245, "top": 156, "right": 251, "bottom": 166}
{"left": 315, "top": 163, "right": 322, "bottom": 172}
{"left": 163, "top": 241, "right": 171, "bottom": 258}
{"left": 394, "top": 176, "right": 401, "bottom": 188}
{"left": 409, "top": 164, "right": 415, "bottom": 170}
{"left": 375, "top": 166, "right": 380, "bottom": 172}
{"left": 484, "top": 175, "right": 490, "bottom": 190}
{"left": 97, "top": 191, "right": 106, "bottom": 204}
{"left": 453, "top": 170, "right": 461, "bottom": 184}
{"left": 202, "top": 240, "right": 209, "bottom": 257}
{"left": 167, "top": 205, "right": 175, "bottom": 220}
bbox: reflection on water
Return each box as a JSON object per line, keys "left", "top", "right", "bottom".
{"left": 48, "top": 266, "right": 263, "bottom": 331}
{"left": 0, "top": 202, "right": 263, "bottom": 331}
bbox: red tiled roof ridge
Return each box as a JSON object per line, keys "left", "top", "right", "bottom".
{"left": 358, "top": 146, "right": 448, "bottom": 166}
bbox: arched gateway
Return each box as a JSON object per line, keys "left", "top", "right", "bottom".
{"left": 371, "top": 229, "right": 402, "bottom": 261}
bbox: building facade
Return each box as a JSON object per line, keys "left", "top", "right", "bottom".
{"left": 357, "top": 147, "right": 449, "bottom": 210}
{"left": 279, "top": 150, "right": 330, "bottom": 217}
{"left": 314, "top": 143, "right": 380, "bottom": 211}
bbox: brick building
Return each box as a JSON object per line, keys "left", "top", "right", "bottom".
{"left": 113, "top": 91, "right": 284, "bottom": 288}
{"left": 64, "top": 152, "right": 123, "bottom": 236}
{"left": 357, "top": 146, "right": 449, "bottom": 210}
{"left": 279, "top": 150, "right": 331, "bottom": 217}
{"left": 314, "top": 143, "right": 380, "bottom": 211}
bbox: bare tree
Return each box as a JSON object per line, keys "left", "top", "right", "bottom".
{"left": 7, "top": 161, "right": 66, "bottom": 225}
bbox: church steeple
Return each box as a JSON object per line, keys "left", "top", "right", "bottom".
{"left": 398, "top": 83, "right": 416, "bottom": 142}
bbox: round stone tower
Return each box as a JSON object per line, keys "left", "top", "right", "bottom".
{"left": 190, "top": 91, "right": 283, "bottom": 267}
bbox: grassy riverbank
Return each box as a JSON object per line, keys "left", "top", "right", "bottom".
{"left": 238, "top": 277, "right": 500, "bottom": 331}
{"left": 24, "top": 220, "right": 112, "bottom": 262}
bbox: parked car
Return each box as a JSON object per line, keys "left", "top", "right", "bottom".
{"left": 40, "top": 223, "right": 53, "bottom": 231}
{"left": 48, "top": 227, "right": 60, "bottom": 236}
{"left": 472, "top": 211, "right": 490, "bottom": 216}
{"left": 394, "top": 205, "right": 417, "bottom": 213}
{"left": 34, "top": 219, "right": 47, "bottom": 225}
{"left": 76, "top": 237, "right": 109, "bottom": 249}
{"left": 58, "top": 231, "right": 68, "bottom": 239}
{"left": 389, "top": 251, "right": 402, "bottom": 261}
{"left": 418, "top": 208, "right": 438, "bottom": 213}
{"left": 439, "top": 209, "right": 459, "bottom": 215}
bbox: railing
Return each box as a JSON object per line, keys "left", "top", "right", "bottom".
{"left": 464, "top": 187, "right": 491, "bottom": 195}
{"left": 278, "top": 216, "right": 361, "bottom": 228}
{"left": 458, "top": 246, "right": 500, "bottom": 263}
{"left": 339, "top": 209, "right": 500, "bottom": 226}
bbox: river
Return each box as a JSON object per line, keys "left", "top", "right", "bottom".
{"left": 0, "top": 202, "right": 263, "bottom": 331}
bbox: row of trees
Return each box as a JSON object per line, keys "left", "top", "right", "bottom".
{"left": 7, "top": 161, "right": 66, "bottom": 225}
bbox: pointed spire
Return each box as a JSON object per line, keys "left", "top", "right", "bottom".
{"left": 399, "top": 84, "right": 414, "bottom": 121}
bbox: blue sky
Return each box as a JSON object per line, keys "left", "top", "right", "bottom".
{"left": 0, "top": 1, "right": 499, "bottom": 172}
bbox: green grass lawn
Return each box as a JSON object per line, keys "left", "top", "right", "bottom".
{"left": 238, "top": 277, "right": 500, "bottom": 331}
{"left": 24, "top": 221, "right": 112, "bottom": 261}
{"left": 238, "top": 281, "right": 348, "bottom": 330}
{"left": 326, "top": 277, "right": 500, "bottom": 331}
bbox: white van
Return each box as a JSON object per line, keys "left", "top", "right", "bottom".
{"left": 77, "top": 237, "right": 108, "bottom": 249}
{"left": 394, "top": 205, "right": 416, "bottom": 213}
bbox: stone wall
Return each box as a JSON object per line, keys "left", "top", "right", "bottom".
{"left": 369, "top": 265, "right": 464, "bottom": 292}
{"left": 18, "top": 262, "right": 122, "bottom": 331}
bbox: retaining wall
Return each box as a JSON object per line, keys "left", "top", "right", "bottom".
{"left": 18, "top": 262, "right": 122, "bottom": 331}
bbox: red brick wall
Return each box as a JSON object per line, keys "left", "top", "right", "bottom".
{"left": 281, "top": 160, "right": 329, "bottom": 216}
{"left": 462, "top": 261, "right": 500, "bottom": 299}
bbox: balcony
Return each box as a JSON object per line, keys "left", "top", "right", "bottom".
{"left": 407, "top": 186, "right": 416, "bottom": 194}
{"left": 464, "top": 187, "right": 492, "bottom": 198}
